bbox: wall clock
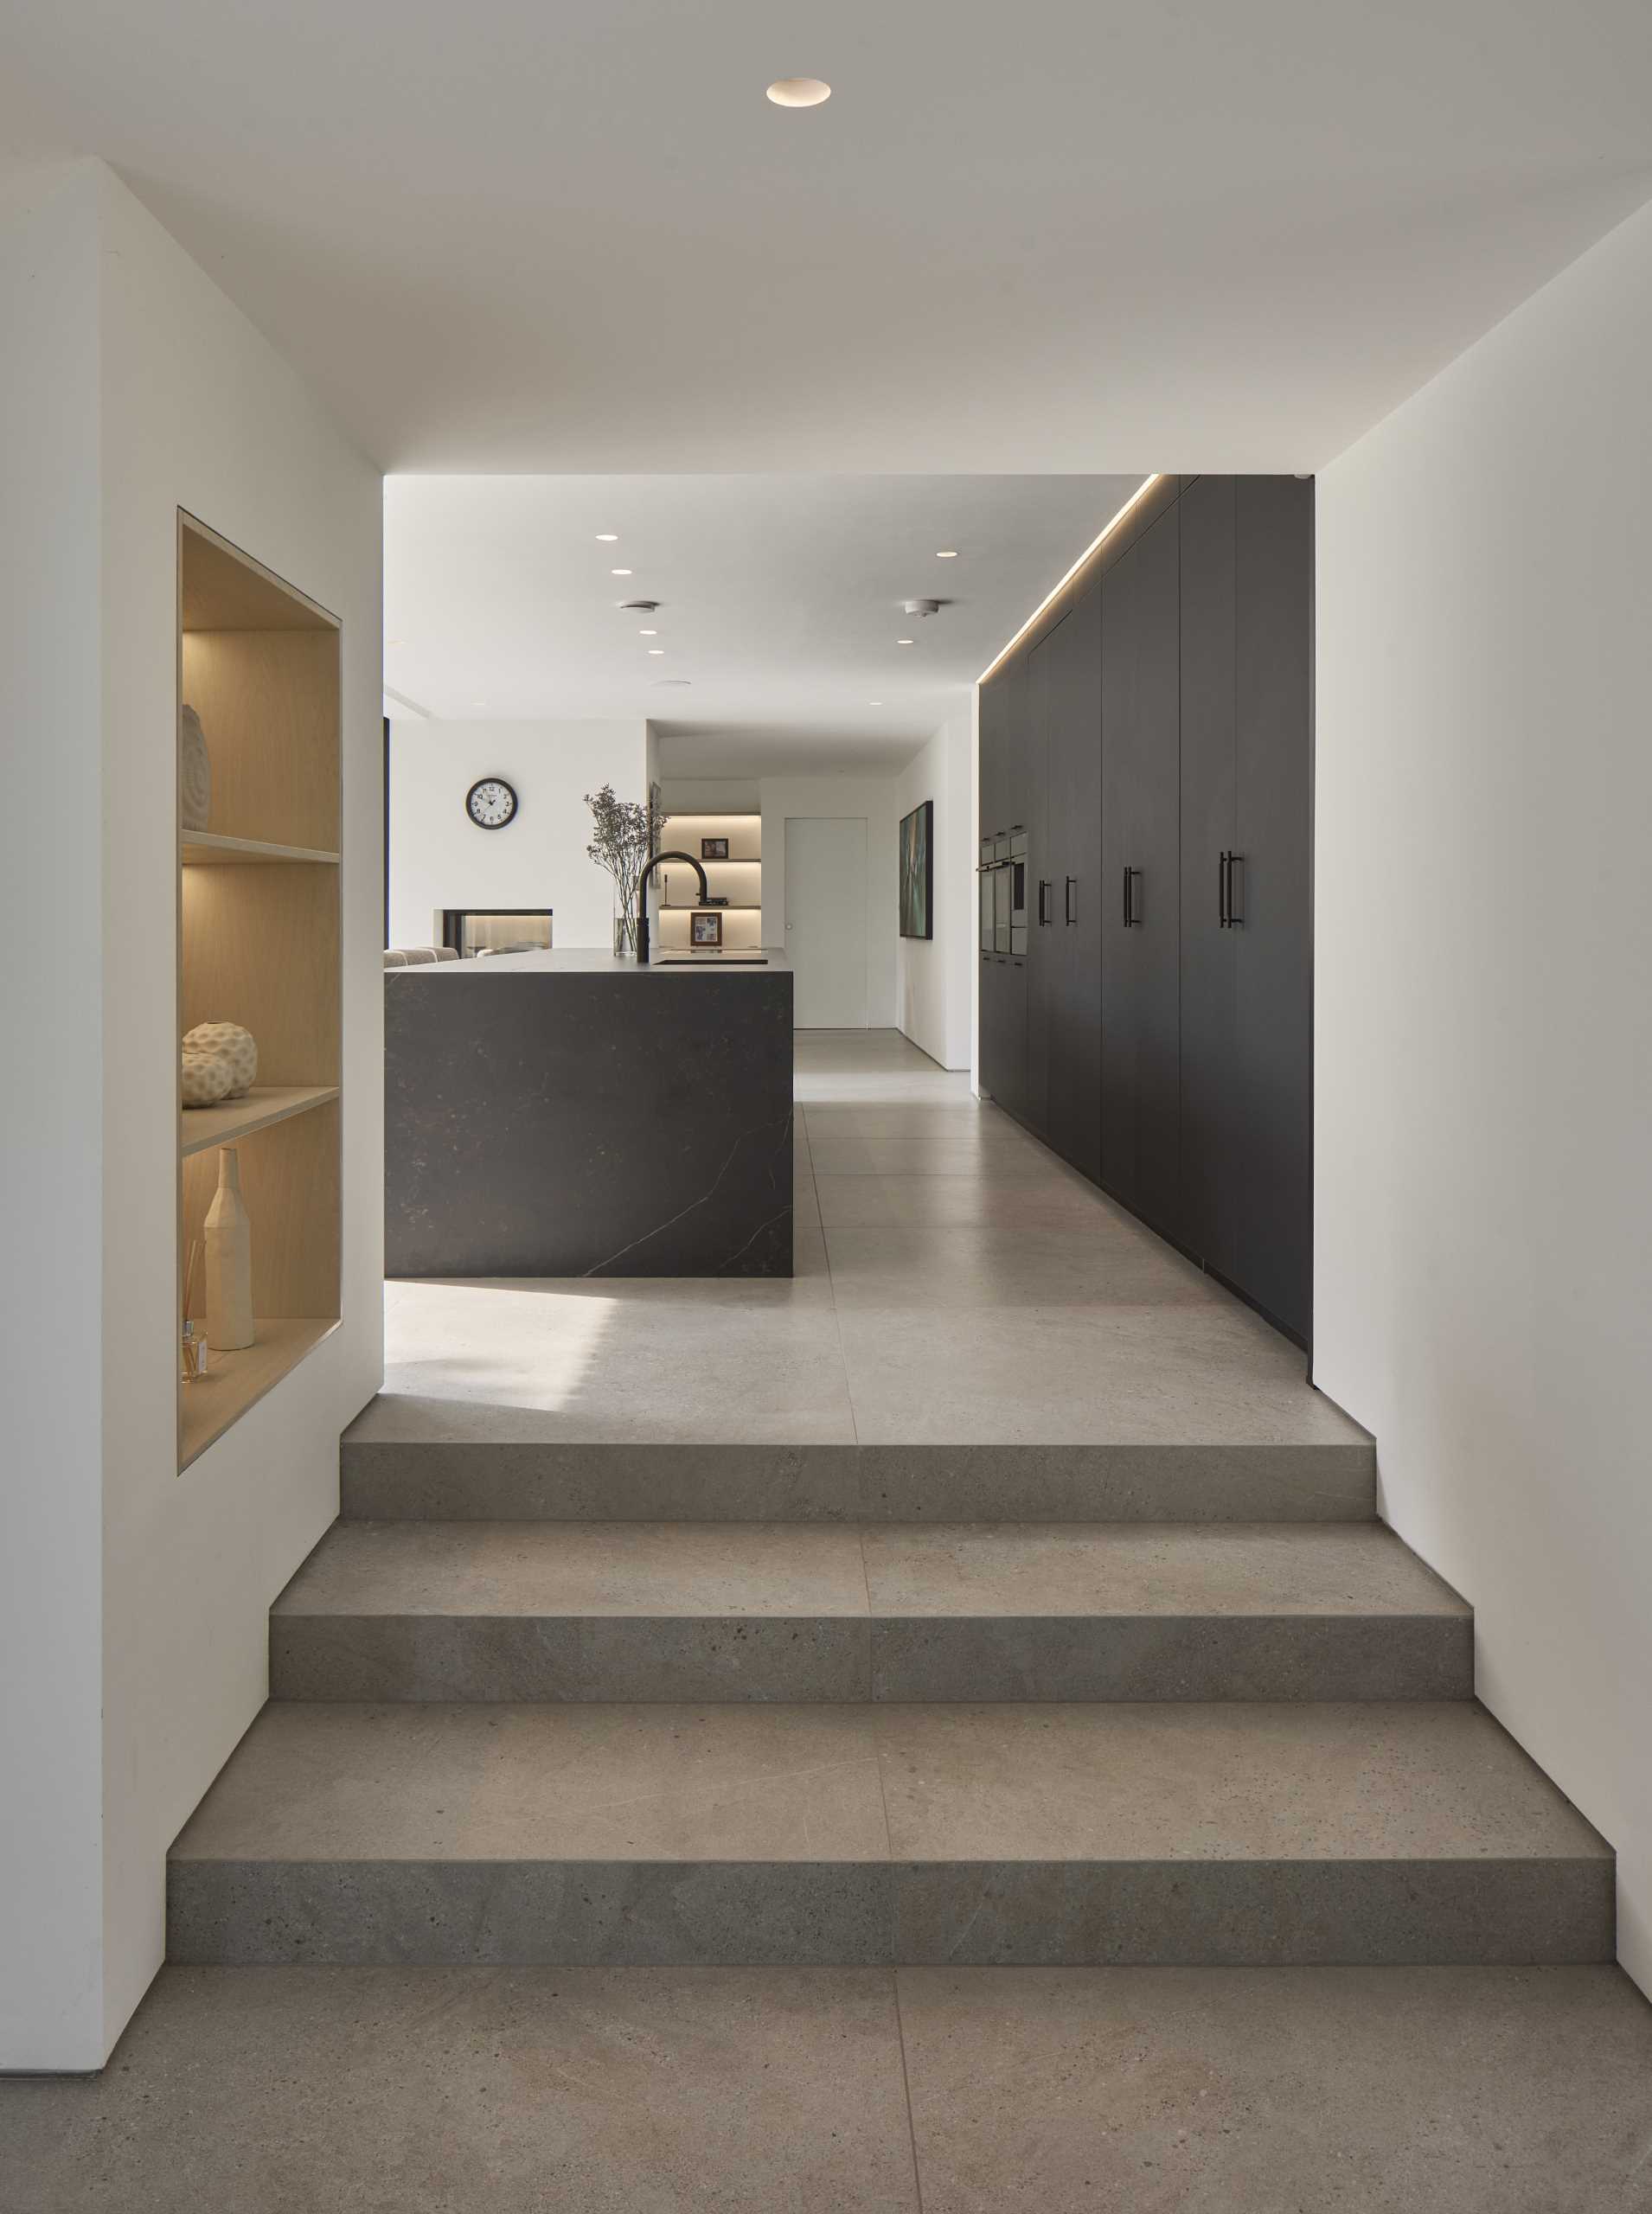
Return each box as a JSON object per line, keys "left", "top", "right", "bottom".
{"left": 465, "top": 776, "right": 518, "bottom": 829}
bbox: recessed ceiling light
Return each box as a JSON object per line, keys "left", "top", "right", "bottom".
{"left": 611, "top": 567, "right": 632, "bottom": 577}
{"left": 897, "top": 638, "right": 914, "bottom": 646}
{"left": 868, "top": 701, "right": 883, "bottom": 707}
{"left": 596, "top": 533, "right": 618, "bottom": 541}
{"left": 766, "top": 76, "right": 830, "bottom": 106}
{"left": 639, "top": 628, "right": 658, "bottom": 636}
{"left": 647, "top": 648, "right": 665, "bottom": 656}
{"left": 936, "top": 549, "right": 958, "bottom": 559}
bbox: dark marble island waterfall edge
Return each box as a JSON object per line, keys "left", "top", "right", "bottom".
{"left": 385, "top": 966, "right": 794, "bottom": 1277}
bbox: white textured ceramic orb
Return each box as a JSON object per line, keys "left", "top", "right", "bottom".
{"left": 184, "top": 1021, "right": 257, "bottom": 1098}
{"left": 181, "top": 1048, "right": 235, "bottom": 1108}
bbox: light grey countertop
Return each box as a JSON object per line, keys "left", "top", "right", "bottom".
{"left": 392, "top": 947, "right": 791, "bottom": 976}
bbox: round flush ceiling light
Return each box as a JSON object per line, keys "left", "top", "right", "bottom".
{"left": 897, "top": 637, "right": 914, "bottom": 646}
{"left": 611, "top": 567, "right": 633, "bottom": 577}
{"left": 936, "top": 549, "right": 958, "bottom": 559}
{"left": 639, "top": 628, "right": 658, "bottom": 636}
{"left": 596, "top": 533, "right": 618, "bottom": 542}
{"left": 766, "top": 76, "right": 830, "bottom": 106}
{"left": 648, "top": 648, "right": 665, "bottom": 655}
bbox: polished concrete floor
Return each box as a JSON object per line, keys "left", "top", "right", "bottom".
{"left": 362, "top": 1029, "right": 1362, "bottom": 1449}
{"left": 6, "top": 1965, "right": 1652, "bottom": 2211}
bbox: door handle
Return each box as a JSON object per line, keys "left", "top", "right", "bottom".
{"left": 1065, "top": 875, "right": 1077, "bottom": 925}
{"left": 1123, "top": 867, "right": 1141, "bottom": 928}
{"left": 1227, "top": 852, "right": 1244, "bottom": 927}
{"left": 1037, "top": 879, "right": 1052, "bottom": 925}
{"left": 1219, "top": 850, "right": 1229, "bottom": 929}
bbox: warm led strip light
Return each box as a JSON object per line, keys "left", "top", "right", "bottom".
{"left": 976, "top": 474, "right": 1162, "bottom": 685}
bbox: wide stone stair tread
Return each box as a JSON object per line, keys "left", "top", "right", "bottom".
{"left": 167, "top": 1699, "right": 1612, "bottom": 1968}
{"left": 269, "top": 1520, "right": 1472, "bottom": 1702}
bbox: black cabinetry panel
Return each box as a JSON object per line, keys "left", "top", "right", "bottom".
{"left": 1101, "top": 502, "right": 1181, "bottom": 1233}
{"left": 1178, "top": 472, "right": 1239, "bottom": 1281}
{"left": 1045, "top": 585, "right": 1103, "bottom": 1180}
{"left": 1233, "top": 475, "right": 1313, "bottom": 1341}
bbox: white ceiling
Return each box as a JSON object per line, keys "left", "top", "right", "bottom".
{"left": 3, "top": 3, "right": 1649, "bottom": 475}
{"left": 385, "top": 474, "right": 1140, "bottom": 761}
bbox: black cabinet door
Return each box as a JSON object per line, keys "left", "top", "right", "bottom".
{"left": 1233, "top": 475, "right": 1313, "bottom": 1341}
{"left": 1022, "top": 634, "right": 1053, "bottom": 1141}
{"left": 1045, "top": 584, "right": 1103, "bottom": 1180}
{"left": 1177, "top": 474, "right": 1239, "bottom": 1280}
{"left": 1101, "top": 503, "right": 1181, "bottom": 1231}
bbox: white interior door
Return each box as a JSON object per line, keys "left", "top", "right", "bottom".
{"left": 785, "top": 816, "right": 868, "bottom": 1027}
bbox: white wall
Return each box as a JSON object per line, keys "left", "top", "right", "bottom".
{"left": 1316, "top": 197, "right": 1652, "bottom": 1993}
{"left": 760, "top": 776, "right": 900, "bottom": 1027}
{"left": 389, "top": 719, "right": 648, "bottom": 949}
{"left": 1, "top": 163, "right": 383, "bottom": 2070}
{"left": 893, "top": 712, "right": 974, "bottom": 1068}
{"left": 0, "top": 163, "right": 108, "bottom": 2075}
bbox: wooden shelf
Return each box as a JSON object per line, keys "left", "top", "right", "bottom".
{"left": 180, "top": 1317, "right": 339, "bottom": 1470}
{"left": 182, "top": 831, "right": 340, "bottom": 867}
{"left": 181, "top": 1085, "right": 340, "bottom": 1157}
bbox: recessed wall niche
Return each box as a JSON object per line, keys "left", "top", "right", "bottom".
{"left": 177, "top": 514, "right": 343, "bottom": 1469}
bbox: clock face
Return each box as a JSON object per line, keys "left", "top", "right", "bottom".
{"left": 466, "top": 777, "right": 518, "bottom": 829}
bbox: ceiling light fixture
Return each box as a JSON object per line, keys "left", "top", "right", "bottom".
{"left": 977, "top": 475, "right": 1162, "bottom": 684}
{"left": 868, "top": 701, "right": 883, "bottom": 707}
{"left": 596, "top": 533, "right": 618, "bottom": 542}
{"left": 611, "top": 567, "right": 632, "bottom": 577}
{"left": 936, "top": 550, "right": 958, "bottom": 559}
{"left": 639, "top": 628, "right": 658, "bottom": 636}
{"left": 897, "top": 638, "right": 913, "bottom": 646}
{"left": 766, "top": 76, "right": 830, "bottom": 106}
{"left": 647, "top": 648, "right": 664, "bottom": 656}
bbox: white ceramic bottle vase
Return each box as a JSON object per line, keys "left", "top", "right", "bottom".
{"left": 204, "top": 1144, "right": 255, "bottom": 1351}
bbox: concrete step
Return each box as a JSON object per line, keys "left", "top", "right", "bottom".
{"left": 271, "top": 1521, "right": 1472, "bottom": 1703}
{"left": 338, "top": 1437, "right": 1376, "bottom": 1525}
{"left": 167, "top": 1699, "right": 1612, "bottom": 1968}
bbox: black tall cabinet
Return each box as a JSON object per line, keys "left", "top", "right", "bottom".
{"left": 977, "top": 473, "right": 1313, "bottom": 1347}
{"left": 1041, "top": 587, "right": 1103, "bottom": 1181}
{"left": 1100, "top": 501, "right": 1181, "bottom": 1235}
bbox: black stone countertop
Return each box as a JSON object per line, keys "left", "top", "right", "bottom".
{"left": 391, "top": 948, "right": 791, "bottom": 976}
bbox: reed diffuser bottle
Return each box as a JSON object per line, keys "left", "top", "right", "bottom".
{"left": 204, "top": 1144, "right": 254, "bottom": 1350}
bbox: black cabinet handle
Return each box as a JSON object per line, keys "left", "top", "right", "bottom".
{"left": 1122, "top": 867, "right": 1141, "bottom": 929}
{"left": 1227, "top": 852, "right": 1243, "bottom": 927}
{"left": 1219, "top": 850, "right": 1228, "bottom": 928}
{"left": 1037, "top": 879, "right": 1053, "bottom": 925}
{"left": 1065, "top": 875, "right": 1077, "bottom": 925}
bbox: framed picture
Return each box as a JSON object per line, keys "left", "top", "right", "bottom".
{"left": 899, "top": 799, "right": 933, "bottom": 940}
{"left": 690, "top": 909, "right": 724, "bottom": 948}
{"left": 701, "top": 836, "right": 729, "bottom": 861}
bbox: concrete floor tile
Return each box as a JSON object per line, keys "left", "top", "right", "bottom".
{"left": 823, "top": 1225, "right": 1221, "bottom": 1309}
{"left": 0, "top": 1967, "right": 919, "bottom": 2212}
{"left": 839, "top": 1306, "right": 1351, "bottom": 1446}
{"left": 897, "top": 1966, "right": 1652, "bottom": 2211}
{"left": 860, "top": 1521, "right": 1467, "bottom": 1619}
{"left": 173, "top": 1703, "right": 893, "bottom": 1864}
{"left": 872, "top": 1702, "right": 1608, "bottom": 1863}
{"left": 279, "top": 1520, "right": 873, "bottom": 1618}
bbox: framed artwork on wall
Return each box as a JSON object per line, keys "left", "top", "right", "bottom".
{"left": 690, "top": 910, "right": 724, "bottom": 948}
{"left": 899, "top": 799, "right": 933, "bottom": 940}
{"left": 701, "top": 836, "right": 729, "bottom": 861}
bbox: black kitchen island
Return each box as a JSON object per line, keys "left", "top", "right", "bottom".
{"left": 385, "top": 949, "right": 793, "bottom": 1277}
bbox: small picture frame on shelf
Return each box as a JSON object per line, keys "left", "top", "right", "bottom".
{"left": 690, "top": 910, "right": 724, "bottom": 949}
{"left": 701, "top": 836, "right": 729, "bottom": 861}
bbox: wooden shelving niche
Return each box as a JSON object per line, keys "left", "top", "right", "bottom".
{"left": 177, "top": 514, "right": 343, "bottom": 1470}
